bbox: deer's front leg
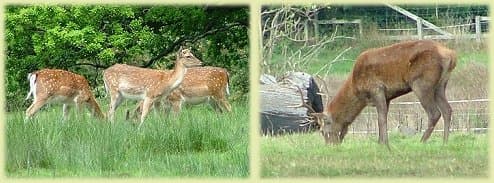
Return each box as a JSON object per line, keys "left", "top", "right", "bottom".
{"left": 373, "top": 90, "right": 390, "bottom": 146}
{"left": 139, "top": 97, "right": 155, "bottom": 128}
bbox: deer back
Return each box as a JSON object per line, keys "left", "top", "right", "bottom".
{"left": 103, "top": 64, "right": 171, "bottom": 97}
{"left": 351, "top": 40, "right": 456, "bottom": 100}
{"left": 31, "top": 69, "right": 93, "bottom": 102}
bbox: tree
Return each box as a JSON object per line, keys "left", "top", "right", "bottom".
{"left": 6, "top": 5, "right": 249, "bottom": 111}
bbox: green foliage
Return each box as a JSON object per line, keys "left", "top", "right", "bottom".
{"left": 261, "top": 133, "right": 488, "bottom": 177}
{"left": 6, "top": 5, "right": 249, "bottom": 111}
{"left": 7, "top": 102, "right": 249, "bottom": 177}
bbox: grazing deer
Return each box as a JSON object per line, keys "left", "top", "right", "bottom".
{"left": 127, "top": 67, "right": 231, "bottom": 119}
{"left": 103, "top": 48, "right": 202, "bottom": 126}
{"left": 299, "top": 40, "right": 456, "bottom": 146}
{"left": 25, "top": 69, "right": 105, "bottom": 120}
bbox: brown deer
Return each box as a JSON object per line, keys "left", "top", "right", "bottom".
{"left": 25, "top": 69, "right": 105, "bottom": 120}
{"left": 103, "top": 48, "right": 202, "bottom": 126}
{"left": 303, "top": 40, "right": 457, "bottom": 146}
{"left": 167, "top": 66, "right": 231, "bottom": 113}
{"left": 126, "top": 67, "right": 231, "bottom": 119}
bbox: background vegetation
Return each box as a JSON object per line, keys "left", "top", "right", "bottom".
{"left": 6, "top": 5, "right": 249, "bottom": 111}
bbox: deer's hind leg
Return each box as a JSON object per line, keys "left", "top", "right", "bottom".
{"left": 434, "top": 80, "right": 452, "bottom": 143}
{"left": 412, "top": 80, "right": 442, "bottom": 143}
{"left": 372, "top": 88, "right": 390, "bottom": 146}
{"left": 108, "top": 93, "right": 123, "bottom": 122}
{"left": 25, "top": 96, "right": 49, "bottom": 120}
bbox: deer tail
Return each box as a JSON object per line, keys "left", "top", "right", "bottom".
{"left": 25, "top": 73, "right": 37, "bottom": 100}
{"left": 226, "top": 71, "right": 230, "bottom": 96}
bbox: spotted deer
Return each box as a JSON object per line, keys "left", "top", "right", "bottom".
{"left": 167, "top": 66, "right": 231, "bottom": 113}
{"left": 103, "top": 48, "right": 202, "bottom": 126}
{"left": 25, "top": 69, "right": 105, "bottom": 120}
{"left": 127, "top": 66, "right": 231, "bottom": 119}
{"left": 296, "top": 40, "right": 457, "bottom": 146}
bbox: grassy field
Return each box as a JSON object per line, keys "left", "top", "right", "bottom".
{"left": 6, "top": 101, "right": 249, "bottom": 177}
{"left": 261, "top": 132, "right": 488, "bottom": 177}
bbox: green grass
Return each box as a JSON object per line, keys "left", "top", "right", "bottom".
{"left": 261, "top": 132, "right": 488, "bottom": 177}
{"left": 6, "top": 101, "right": 249, "bottom": 178}
{"left": 266, "top": 40, "right": 488, "bottom": 77}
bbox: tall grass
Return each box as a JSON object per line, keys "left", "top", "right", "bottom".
{"left": 262, "top": 132, "right": 488, "bottom": 177}
{"left": 6, "top": 101, "right": 249, "bottom": 177}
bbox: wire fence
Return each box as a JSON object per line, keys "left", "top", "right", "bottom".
{"left": 347, "top": 99, "right": 489, "bottom": 136}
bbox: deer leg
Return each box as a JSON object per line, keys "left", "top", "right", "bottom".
{"left": 211, "top": 95, "right": 232, "bottom": 113}
{"left": 328, "top": 123, "right": 343, "bottom": 144}
{"left": 87, "top": 97, "right": 105, "bottom": 119}
{"left": 412, "top": 83, "right": 442, "bottom": 143}
{"left": 214, "top": 93, "right": 232, "bottom": 113}
{"left": 171, "top": 100, "right": 182, "bottom": 116}
{"left": 74, "top": 101, "right": 84, "bottom": 120}
{"left": 25, "top": 97, "right": 48, "bottom": 120}
{"left": 139, "top": 97, "right": 155, "bottom": 128}
{"left": 209, "top": 97, "right": 222, "bottom": 112}
{"left": 129, "top": 101, "right": 143, "bottom": 121}
{"left": 62, "top": 104, "right": 71, "bottom": 121}
{"left": 152, "top": 100, "right": 162, "bottom": 117}
{"left": 373, "top": 90, "right": 390, "bottom": 145}
{"left": 340, "top": 123, "right": 351, "bottom": 141}
{"left": 219, "top": 98, "right": 232, "bottom": 112}
{"left": 108, "top": 94, "right": 123, "bottom": 122}
{"left": 435, "top": 81, "right": 452, "bottom": 144}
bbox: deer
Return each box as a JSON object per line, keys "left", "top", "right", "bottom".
{"left": 127, "top": 66, "right": 232, "bottom": 119}
{"left": 25, "top": 69, "right": 105, "bottom": 121}
{"left": 166, "top": 66, "right": 231, "bottom": 114}
{"left": 295, "top": 40, "right": 457, "bottom": 146}
{"left": 103, "top": 48, "right": 203, "bottom": 127}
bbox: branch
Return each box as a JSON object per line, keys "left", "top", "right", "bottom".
{"left": 141, "top": 22, "right": 245, "bottom": 68}
{"left": 71, "top": 62, "right": 109, "bottom": 69}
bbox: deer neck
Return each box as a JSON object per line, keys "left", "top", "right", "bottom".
{"left": 166, "top": 59, "right": 188, "bottom": 92}
{"left": 88, "top": 95, "right": 105, "bottom": 119}
{"left": 327, "top": 79, "right": 366, "bottom": 124}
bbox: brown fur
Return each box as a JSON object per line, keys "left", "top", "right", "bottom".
{"left": 25, "top": 69, "right": 105, "bottom": 120}
{"left": 166, "top": 66, "right": 231, "bottom": 113}
{"left": 315, "top": 40, "right": 457, "bottom": 146}
{"left": 127, "top": 66, "right": 231, "bottom": 120}
{"left": 103, "top": 48, "right": 202, "bottom": 126}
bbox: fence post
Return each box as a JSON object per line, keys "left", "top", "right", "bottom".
{"left": 357, "top": 19, "right": 363, "bottom": 38}
{"left": 475, "top": 16, "right": 482, "bottom": 44}
{"left": 304, "top": 20, "right": 309, "bottom": 46}
{"left": 314, "top": 11, "right": 319, "bottom": 42}
{"left": 417, "top": 18, "right": 423, "bottom": 40}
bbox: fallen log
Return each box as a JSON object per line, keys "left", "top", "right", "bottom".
{"left": 260, "top": 72, "right": 323, "bottom": 135}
